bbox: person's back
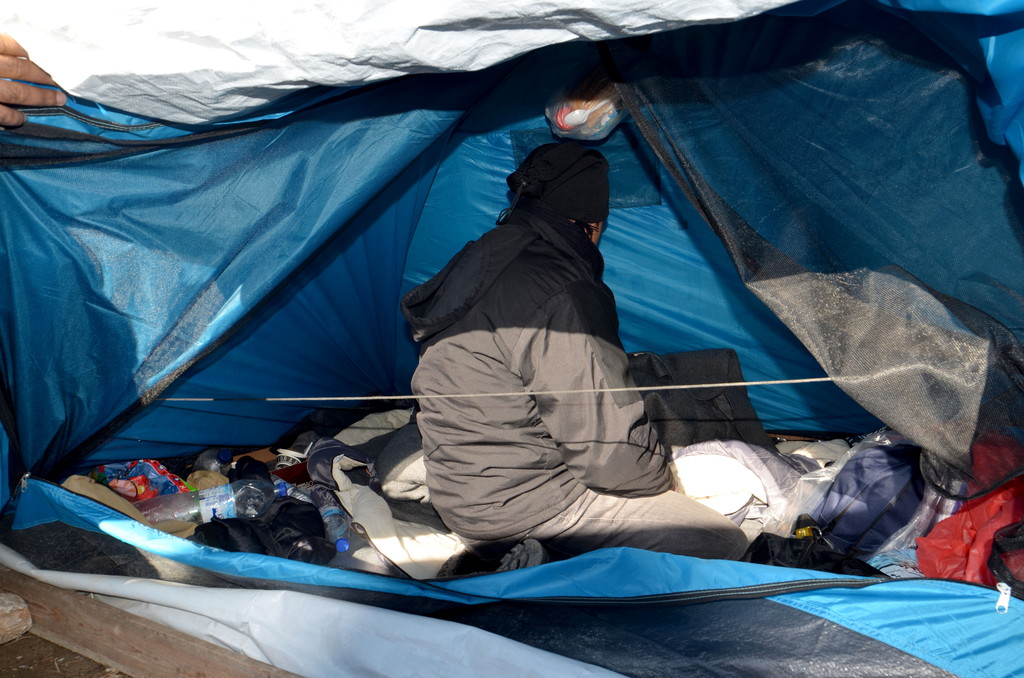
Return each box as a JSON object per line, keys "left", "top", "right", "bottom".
{"left": 407, "top": 207, "right": 666, "bottom": 543}
{"left": 402, "top": 142, "right": 748, "bottom": 562}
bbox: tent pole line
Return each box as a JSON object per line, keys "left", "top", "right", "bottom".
{"left": 159, "top": 377, "right": 835, "bottom": 402}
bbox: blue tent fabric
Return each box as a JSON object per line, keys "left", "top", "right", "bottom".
{"left": 872, "top": 0, "right": 1024, "bottom": 185}
{"left": 82, "top": 140, "right": 448, "bottom": 465}
{"left": 8, "top": 477, "right": 1024, "bottom": 676}
{"left": 1, "top": 69, "right": 498, "bottom": 492}
{"left": 1, "top": 3, "right": 1019, "bottom": 494}
{"left": 3, "top": 1, "right": 1024, "bottom": 674}
{"left": 610, "top": 2, "right": 1024, "bottom": 497}
{"left": 777, "top": 0, "right": 1024, "bottom": 186}
{"left": 22, "top": 38, "right": 884, "bottom": 490}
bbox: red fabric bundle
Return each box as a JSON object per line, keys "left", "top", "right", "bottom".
{"left": 917, "top": 476, "right": 1024, "bottom": 585}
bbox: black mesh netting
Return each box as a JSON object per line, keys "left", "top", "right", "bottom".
{"left": 606, "top": 3, "right": 1024, "bottom": 500}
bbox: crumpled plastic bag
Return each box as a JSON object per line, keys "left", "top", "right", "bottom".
{"left": 88, "top": 459, "right": 193, "bottom": 502}
{"left": 916, "top": 476, "right": 1024, "bottom": 586}
{"left": 545, "top": 64, "right": 627, "bottom": 141}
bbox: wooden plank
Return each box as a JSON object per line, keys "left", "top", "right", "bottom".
{"left": 0, "top": 564, "right": 301, "bottom": 678}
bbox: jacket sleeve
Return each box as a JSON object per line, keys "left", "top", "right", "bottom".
{"left": 513, "top": 280, "right": 673, "bottom": 497}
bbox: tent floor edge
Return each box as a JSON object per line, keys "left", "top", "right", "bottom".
{"left": 0, "top": 564, "right": 299, "bottom": 678}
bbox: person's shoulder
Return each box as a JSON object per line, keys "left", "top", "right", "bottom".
{"left": 498, "top": 239, "right": 577, "bottom": 288}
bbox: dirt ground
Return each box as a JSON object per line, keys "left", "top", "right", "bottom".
{"left": 0, "top": 632, "right": 130, "bottom": 677}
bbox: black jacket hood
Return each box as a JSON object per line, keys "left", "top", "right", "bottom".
{"left": 401, "top": 201, "right": 602, "bottom": 343}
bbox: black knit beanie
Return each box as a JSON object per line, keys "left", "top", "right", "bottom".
{"left": 505, "top": 142, "right": 609, "bottom": 222}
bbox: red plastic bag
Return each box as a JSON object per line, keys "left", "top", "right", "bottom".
{"left": 916, "top": 476, "right": 1024, "bottom": 586}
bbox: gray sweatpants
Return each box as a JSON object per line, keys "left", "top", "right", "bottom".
{"left": 465, "top": 488, "right": 750, "bottom": 561}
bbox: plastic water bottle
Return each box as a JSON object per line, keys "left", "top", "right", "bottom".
{"left": 269, "top": 475, "right": 313, "bottom": 503}
{"left": 308, "top": 485, "right": 351, "bottom": 553}
{"left": 135, "top": 478, "right": 285, "bottom": 524}
{"left": 306, "top": 485, "right": 393, "bottom": 574}
{"left": 192, "top": 447, "right": 234, "bottom": 474}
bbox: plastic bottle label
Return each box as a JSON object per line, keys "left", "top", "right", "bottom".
{"left": 198, "top": 484, "right": 236, "bottom": 521}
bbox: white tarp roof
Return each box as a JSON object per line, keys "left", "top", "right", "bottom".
{"left": 4, "top": 0, "right": 796, "bottom": 124}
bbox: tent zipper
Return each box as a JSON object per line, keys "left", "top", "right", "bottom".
{"left": 506, "top": 575, "right": 1024, "bottom": 608}
{"left": 509, "top": 576, "right": 888, "bottom": 606}
{"left": 996, "top": 582, "right": 1012, "bottom": 613}
{"left": 18, "top": 105, "right": 165, "bottom": 131}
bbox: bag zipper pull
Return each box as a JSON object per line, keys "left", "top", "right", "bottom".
{"left": 996, "top": 582, "right": 1012, "bottom": 614}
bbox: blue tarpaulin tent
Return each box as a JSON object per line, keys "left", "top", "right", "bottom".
{"left": 1, "top": 0, "right": 1023, "bottom": 675}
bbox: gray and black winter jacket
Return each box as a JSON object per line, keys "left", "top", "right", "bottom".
{"left": 401, "top": 202, "right": 671, "bottom": 541}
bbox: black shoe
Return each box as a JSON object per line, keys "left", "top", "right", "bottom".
{"left": 496, "top": 538, "right": 551, "bottom": 572}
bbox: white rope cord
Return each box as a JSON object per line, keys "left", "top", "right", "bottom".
{"left": 160, "top": 376, "right": 834, "bottom": 403}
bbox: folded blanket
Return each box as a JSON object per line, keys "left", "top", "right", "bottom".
{"left": 329, "top": 456, "right": 463, "bottom": 580}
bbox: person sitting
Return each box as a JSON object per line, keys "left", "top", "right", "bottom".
{"left": 401, "top": 142, "right": 748, "bottom": 563}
